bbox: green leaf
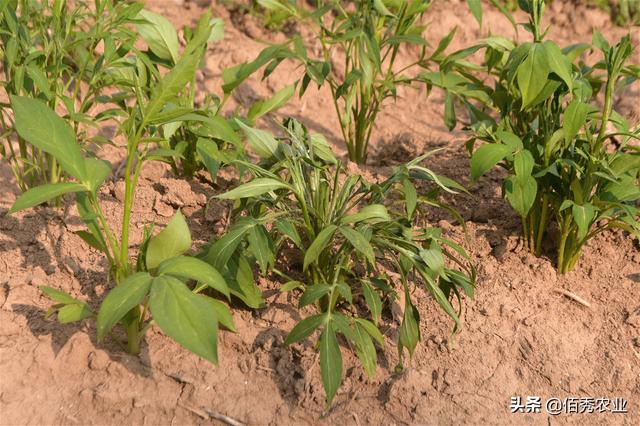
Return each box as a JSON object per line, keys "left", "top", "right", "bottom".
{"left": 354, "top": 318, "right": 384, "bottom": 345}
{"left": 563, "top": 100, "right": 588, "bottom": 146}
{"left": 466, "top": 0, "right": 483, "bottom": 26}
{"left": 247, "top": 224, "right": 274, "bottom": 274}
{"left": 202, "top": 297, "right": 236, "bottom": 332}
{"left": 299, "top": 284, "right": 332, "bottom": 308}
{"left": 398, "top": 295, "right": 420, "bottom": 358}
{"left": 403, "top": 180, "right": 417, "bottom": 219}
{"left": 146, "top": 210, "right": 192, "bottom": 270}
{"left": 11, "top": 96, "right": 86, "bottom": 180}
{"left": 341, "top": 205, "right": 390, "bottom": 224}
{"left": 156, "top": 256, "right": 230, "bottom": 298}
{"left": 470, "top": 143, "right": 512, "bottom": 180}
{"left": 149, "top": 275, "right": 220, "bottom": 364}
{"left": 361, "top": 282, "right": 382, "bottom": 325}
{"left": 136, "top": 10, "right": 179, "bottom": 64}
{"left": 572, "top": 203, "right": 595, "bottom": 240}
{"left": 143, "top": 51, "right": 201, "bottom": 124}
{"left": 57, "top": 303, "right": 93, "bottom": 324}
{"left": 248, "top": 83, "right": 296, "bottom": 121}
{"left": 444, "top": 92, "right": 457, "bottom": 131}
{"left": 320, "top": 322, "right": 342, "bottom": 406}
{"left": 10, "top": 183, "right": 87, "bottom": 213}
{"left": 284, "top": 314, "right": 325, "bottom": 345}
{"left": 96, "top": 272, "right": 153, "bottom": 341}
{"left": 204, "top": 219, "right": 255, "bottom": 270}
{"left": 40, "top": 286, "right": 79, "bottom": 304}
{"left": 303, "top": 225, "right": 338, "bottom": 270}
{"left": 505, "top": 174, "right": 537, "bottom": 217}
{"left": 226, "top": 253, "right": 265, "bottom": 309}
{"left": 236, "top": 120, "right": 279, "bottom": 159}
{"left": 196, "top": 138, "right": 220, "bottom": 181}
{"left": 84, "top": 158, "right": 112, "bottom": 193}
{"left": 216, "top": 178, "right": 290, "bottom": 200}
{"left": 353, "top": 322, "right": 377, "bottom": 378}
{"left": 517, "top": 43, "right": 549, "bottom": 109}
{"left": 339, "top": 227, "right": 375, "bottom": 265}
{"left": 542, "top": 41, "right": 573, "bottom": 91}
{"left": 280, "top": 280, "right": 305, "bottom": 292}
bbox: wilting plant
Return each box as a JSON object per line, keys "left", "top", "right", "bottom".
{"left": 0, "top": 0, "right": 141, "bottom": 191}
{"left": 8, "top": 12, "right": 262, "bottom": 361}
{"left": 213, "top": 118, "right": 474, "bottom": 405}
{"left": 455, "top": 0, "right": 640, "bottom": 272}
{"left": 223, "top": 0, "right": 465, "bottom": 165}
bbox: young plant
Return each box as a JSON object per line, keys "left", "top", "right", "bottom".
{"left": 213, "top": 119, "right": 475, "bottom": 405}
{"left": 458, "top": 0, "right": 640, "bottom": 272}
{"left": 223, "top": 0, "right": 462, "bottom": 165}
{"left": 0, "top": 0, "right": 140, "bottom": 191}
{"left": 8, "top": 12, "right": 262, "bottom": 361}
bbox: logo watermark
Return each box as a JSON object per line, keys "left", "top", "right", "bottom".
{"left": 510, "top": 396, "right": 628, "bottom": 415}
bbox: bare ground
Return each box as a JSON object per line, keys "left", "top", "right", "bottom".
{"left": 1, "top": 1, "right": 639, "bottom": 425}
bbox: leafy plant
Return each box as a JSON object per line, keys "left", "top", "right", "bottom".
{"left": 8, "top": 11, "right": 263, "bottom": 361}
{"left": 223, "top": 0, "right": 465, "bottom": 165}
{"left": 456, "top": 0, "right": 640, "bottom": 272}
{"left": 213, "top": 118, "right": 474, "bottom": 405}
{"left": 0, "top": 0, "right": 140, "bottom": 192}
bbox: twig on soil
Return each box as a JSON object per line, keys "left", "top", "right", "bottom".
{"left": 203, "top": 408, "right": 246, "bottom": 426}
{"left": 180, "top": 404, "right": 208, "bottom": 419}
{"left": 553, "top": 288, "right": 592, "bottom": 308}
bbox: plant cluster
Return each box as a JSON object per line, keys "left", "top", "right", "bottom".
{"left": 3, "top": 0, "right": 638, "bottom": 409}
{"left": 213, "top": 118, "right": 474, "bottom": 403}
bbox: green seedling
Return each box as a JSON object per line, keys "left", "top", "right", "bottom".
{"left": 8, "top": 11, "right": 262, "bottom": 361}
{"left": 214, "top": 118, "right": 474, "bottom": 405}
{"left": 223, "top": 0, "right": 468, "bottom": 165}
{"left": 451, "top": 0, "right": 640, "bottom": 272}
{"left": 0, "top": 0, "right": 140, "bottom": 192}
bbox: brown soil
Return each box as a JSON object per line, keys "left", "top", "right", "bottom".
{"left": 1, "top": 1, "right": 639, "bottom": 425}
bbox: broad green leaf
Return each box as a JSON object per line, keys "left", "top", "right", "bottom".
{"left": 320, "top": 322, "right": 342, "bottom": 405}
{"left": 248, "top": 84, "right": 296, "bottom": 121}
{"left": 517, "top": 44, "right": 549, "bottom": 109}
{"left": 276, "top": 220, "right": 303, "bottom": 248}
{"left": 226, "top": 253, "right": 265, "bottom": 309}
{"left": 513, "top": 150, "right": 535, "bottom": 177}
{"left": 84, "top": 158, "right": 111, "bottom": 193}
{"left": 303, "top": 225, "right": 338, "bottom": 270}
{"left": 563, "top": 100, "right": 588, "bottom": 146}
{"left": 57, "top": 303, "right": 93, "bottom": 324}
{"left": 202, "top": 297, "right": 236, "bottom": 332}
{"left": 247, "top": 224, "right": 274, "bottom": 274}
{"left": 280, "top": 280, "right": 305, "bottom": 292}
{"left": 403, "top": 179, "right": 417, "bottom": 219}
{"left": 216, "top": 178, "right": 290, "bottom": 200}
{"left": 149, "top": 275, "right": 220, "bottom": 364}
{"left": 156, "top": 256, "right": 230, "bottom": 298}
{"left": 339, "top": 227, "right": 375, "bottom": 265}
{"left": 40, "top": 286, "right": 79, "bottom": 304}
{"left": 505, "top": 175, "right": 537, "bottom": 217}
{"left": 146, "top": 210, "right": 192, "bottom": 270}
{"left": 341, "top": 205, "right": 390, "bottom": 224}
{"left": 496, "top": 131, "right": 524, "bottom": 151}
{"left": 572, "top": 203, "right": 595, "bottom": 240}
{"left": 299, "top": 284, "right": 332, "bottom": 307}
{"left": 143, "top": 51, "right": 200, "bottom": 124}
{"left": 96, "top": 272, "right": 153, "bottom": 341}
{"left": 136, "top": 10, "right": 179, "bottom": 64}
{"left": 542, "top": 41, "right": 573, "bottom": 91}
{"left": 11, "top": 96, "right": 86, "bottom": 180}
{"left": 353, "top": 322, "right": 377, "bottom": 378}
{"left": 235, "top": 120, "right": 280, "bottom": 159}
{"left": 361, "top": 282, "right": 382, "bottom": 325}
{"left": 204, "top": 219, "right": 256, "bottom": 270}
{"left": 470, "top": 143, "right": 512, "bottom": 180}
{"left": 355, "top": 318, "right": 384, "bottom": 345}
{"left": 10, "top": 183, "right": 87, "bottom": 214}
{"left": 284, "top": 314, "right": 325, "bottom": 345}
{"left": 444, "top": 92, "right": 456, "bottom": 131}
{"left": 310, "top": 133, "right": 337, "bottom": 164}
{"left": 196, "top": 138, "right": 220, "bottom": 181}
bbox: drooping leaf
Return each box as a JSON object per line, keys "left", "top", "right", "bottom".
{"left": 466, "top": 0, "right": 483, "bottom": 27}
{"left": 341, "top": 205, "right": 390, "bottom": 224}
{"left": 284, "top": 314, "right": 325, "bottom": 345}
{"left": 149, "top": 275, "right": 220, "bottom": 364}
{"left": 9, "top": 182, "right": 87, "bottom": 213}
{"left": 572, "top": 203, "right": 595, "bottom": 240}
{"left": 339, "top": 226, "right": 375, "bottom": 265}
{"left": 542, "top": 41, "right": 573, "bottom": 91}
{"left": 470, "top": 143, "right": 512, "bottom": 180}
{"left": 57, "top": 303, "right": 93, "bottom": 324}
{"left": 96, "top": 272, "right": 153, "bottom": 341}
{"left": 563, "top": 100, "right": 589, "bottom": 146}
{"left": 299, "top": 283, "right": 332, "bottom": 307}
{"left": 353, "top": 322, "right": 377, "bottom": 378}
{"left": 361, "top": 281, "right": 382, "bottom": 325}
{"left": 517, "top": 43, "right": 549, "bottom": 109}
{"left": 40, "top": 286, "right": 80, "bottom": 304}
{"left": 248, "top": 83, "right": 296, "bottom": 121}
{"left": 319, "top": 322, "right": 342, "bottom": 405}
{"left": 235, "top": 120, "right": 280, "bottom": 159}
